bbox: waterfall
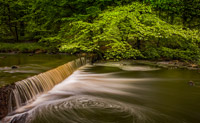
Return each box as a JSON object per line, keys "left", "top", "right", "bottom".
{"left": 8, "top": 57, "right": 88, "bottom": 113}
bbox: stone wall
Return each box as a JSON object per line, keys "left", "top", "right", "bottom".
{"left": 0, "top": 84, "right": 15, "bottom": 120}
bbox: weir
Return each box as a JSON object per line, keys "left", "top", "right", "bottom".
{"left": 0, "top": 57, "right": 89, "bottom": 119}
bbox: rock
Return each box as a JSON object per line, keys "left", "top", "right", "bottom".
{"left": 173, "top": 60, "right": 179, "bottom": 63}
{"left": 28, "top": 54, "right": 34, "bottom": 56}
{"left": 35, "top": 50, "right": 43, "bottom": 54}
{"left": 189, "top": 64, "right": 198, "bottom": 68}
{"left": 11, "top": 65, "right": 19, "bottom": 69}
{"left": 0, "top": 56, "right": 6, "bottom": 59}
{"left": 79, "top": 53, "right": 87, "bottom": 57}
{"left": 120, "top": 63, "right": 126, "bottom": 66}
{"left": 0, "top": 85, "right": 15, "bottom": 120}
{"left": 188, "top": 80, "right": 195, "bottom": 86}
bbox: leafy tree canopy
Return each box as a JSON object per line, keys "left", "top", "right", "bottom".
{"left": 57, "top": 2, "right": 200, "bottom": 61}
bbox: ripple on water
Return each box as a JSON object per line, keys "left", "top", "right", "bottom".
{"left": 4, "top": 95, "right": 181, "bottom": 123}
{"left": 2, "top": 66, "right": 185, "bottom": 123}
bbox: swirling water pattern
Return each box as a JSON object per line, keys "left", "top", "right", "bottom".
{"left": 2, "top": 64, "right": 200, "bottom": 123}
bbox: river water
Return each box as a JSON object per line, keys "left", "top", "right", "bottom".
{"left": 0, "top": 53, "right": 77, "bottom": 87}
{"left": 2, "top": 61, "right": 200, "bottom": 123}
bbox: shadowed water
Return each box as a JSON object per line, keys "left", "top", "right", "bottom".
{"left": 2, "top": 62, "right": 200, "bottom": 123}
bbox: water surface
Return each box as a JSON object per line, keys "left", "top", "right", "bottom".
{"left": 2, "top": 62, "right": 200, "bottom": 123}
{"left": 0, "top": 53, "right": 77, "bottom": 86}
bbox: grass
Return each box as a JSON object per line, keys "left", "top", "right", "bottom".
{"left": 0, "top": 42, "right": 47, "bottom": 53}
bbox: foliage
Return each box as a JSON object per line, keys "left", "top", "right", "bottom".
{"left": 0, "top": 0, "right": 199, "bottom": 63}
{"left": 143, "top": 0, "right": 200, "bottom": 29}
{"left": 0, "top": 0, "right": 32, "bottom": 41}
{"left": 0, "top": 0, "right": 134, "bottom": 42}
{"left": 104, "top": 42, "right": 143, "bottom": 60}
{"left": 59, "top": 2, "right": 200, "bottom": 61}
{"left": 39, "top": 37, "right": 62, "bottom": 53}
{"left": 0, "top": 0, "right": 199, "bottom": 42}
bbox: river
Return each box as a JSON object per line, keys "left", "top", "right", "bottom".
{"left": 0, "top": 53, "right": 77, "bottom": 87}
{"left": 1, "top": 56, "right": 200, "bottom": 123}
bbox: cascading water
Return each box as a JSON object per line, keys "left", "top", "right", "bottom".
{"left": 1, "top": 61, "right": 200, "bottom": 123}
{"left": 2, "top": 65, "right": 168, "bottom": 123}
{"left": 7, "top": 57, "right": 87, "bottom": 113}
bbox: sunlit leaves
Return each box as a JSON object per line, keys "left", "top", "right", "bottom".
{"left": 59, "top": 2, "right": 200, "bottom": 61}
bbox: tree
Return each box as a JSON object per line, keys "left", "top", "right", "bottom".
{"left": 0, "top": 0, "right": 30, "bottom": 42}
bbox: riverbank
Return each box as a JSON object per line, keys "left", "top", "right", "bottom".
{"left": 0, "top": 42, "right": 47, "bottom": 53}
{"left": 133, "top": 60, "right": 200, "bottom": 71}
{"left": 0, "top": 49, "right": 199, "bottom": 71}
{"left": 97, "top": 60, "right": 200, "bottom": 71}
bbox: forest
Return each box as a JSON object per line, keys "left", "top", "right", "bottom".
{"left": 1, "top": 1, "right": 200, "bottom": 122}
{"left": 0, "top": 0, "right": 200, "bottom": 62}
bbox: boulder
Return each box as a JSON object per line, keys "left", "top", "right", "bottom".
{"left": 11, "top": 65, "right": 19, "bottom": 69}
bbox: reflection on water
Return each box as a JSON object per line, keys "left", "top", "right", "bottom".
{"left": 0, "top": 54, "right": 77, "bottom": 86}
{"left": 2, "top": 63, "right": 200, "bottom": 123}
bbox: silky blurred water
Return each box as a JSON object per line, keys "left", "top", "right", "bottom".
{"left": 2, "top": 62, "right": 200, "bottom": 123}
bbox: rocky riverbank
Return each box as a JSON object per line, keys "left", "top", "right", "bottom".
{"left": 133, "top": 60, "right": 200, "bottom": 71}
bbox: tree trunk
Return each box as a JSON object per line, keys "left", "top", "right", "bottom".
{"left": 7, "top": 5, "right": 15, "bottom": 39}
{"left": 136, "top": 38, "right": 141, "bottom": 49}
{"left": 170, "top": 13, "right": 174, "bottom": 24}
{"left": 20, "top": 21, "right": 25, "bottom": 36}
{"left": 14, "top": 24, "right": 19, "bottom": 42}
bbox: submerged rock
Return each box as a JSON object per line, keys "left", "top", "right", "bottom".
{"left": 11, "top": 65, "right": 19, "bottom": 69}
{"left": 28, "top": 54, "right": 34, "bottom": 56}
{"left": 188, "top": 80, "right": 195, "bottom": 86}
{"left": 0, "top": 56, "right": 6, "bottom": 59}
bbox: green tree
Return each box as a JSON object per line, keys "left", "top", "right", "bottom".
{"left": 0, "top": 0, "right": 30, "bottom": 42}
{"left": 59, "top": 2, "right": 200, "bottom": 61}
